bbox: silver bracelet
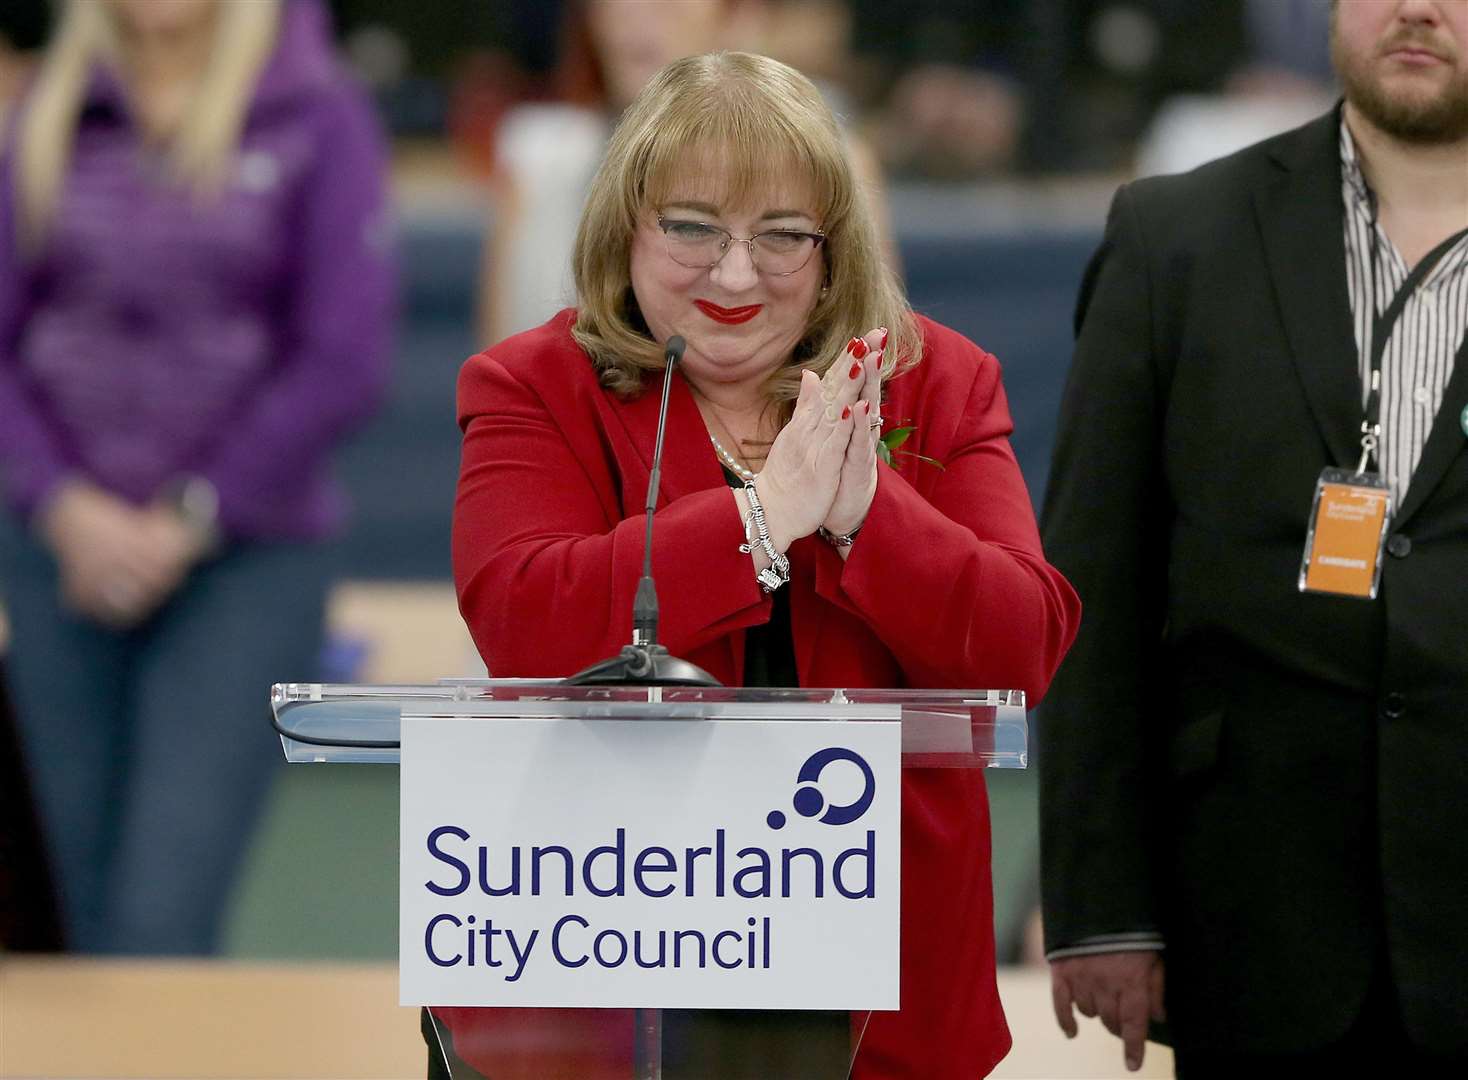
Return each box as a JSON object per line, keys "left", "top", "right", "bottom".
{"left": 739, "top": 479, "right": 790, "bottom": 593}
{"left": 817, "top": 524, "right": 861, "bottom": 547}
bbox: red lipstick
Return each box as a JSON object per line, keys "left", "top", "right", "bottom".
{"left": 695, "top": 300, "right": 763, "bottom": 325}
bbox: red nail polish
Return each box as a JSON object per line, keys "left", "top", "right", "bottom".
{"left": 862, "top": 400, "right": 871, "bottom": 413}
{"left": 849, "top": 361, "right": 862, "bottom": 379}
{"left": 851, "top": 339, "right": 869, "bottom": 359}
{"left": 879, "top": 327, "right": 889, "bottom": 349}
{"left": 846, "top": 336, "right": 861, "bottom": 353}
{"left": 841, "top": 404, "right": 851, "bottom": 420}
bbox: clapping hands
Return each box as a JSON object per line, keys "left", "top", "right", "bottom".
{"left": 756, "top": 327, "right": 885, "bottom": 552}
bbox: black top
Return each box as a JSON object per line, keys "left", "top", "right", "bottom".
{"left": 721, "top": 468, "right": 798, "bottom": 688}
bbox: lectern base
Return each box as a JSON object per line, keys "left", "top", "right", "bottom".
{"left": 663, "top": 1009, "right": 850, "bottom": 1077}
{"left": 424, "top": 1006, "right": 854, "bottom": 1079}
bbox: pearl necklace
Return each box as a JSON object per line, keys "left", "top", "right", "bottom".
{"left": 708, "top": 432, "right": 758, "bottom": 481}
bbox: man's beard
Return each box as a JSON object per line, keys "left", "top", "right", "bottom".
{"left": 1332, "top": 32, "right": 1468, "bottom": 143}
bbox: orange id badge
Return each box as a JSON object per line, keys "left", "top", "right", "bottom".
{"left": 1298, "top": 468, "right": 1392, "bottom": 600}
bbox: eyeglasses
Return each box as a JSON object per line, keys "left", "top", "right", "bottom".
{"left": 657, "top": 214, "right": 826, "bottom": 276}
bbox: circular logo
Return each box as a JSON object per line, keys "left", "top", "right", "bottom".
{"left": 790, "top": 747, "right": 876, "bottom": 826}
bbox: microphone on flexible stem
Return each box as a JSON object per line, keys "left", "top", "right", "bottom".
{"left": 566, "top": 335, "right": 721, "bottom": 687}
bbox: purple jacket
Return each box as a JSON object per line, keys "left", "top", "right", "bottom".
{"left": 0, "top": 0, "right": 395, "bottom": 540}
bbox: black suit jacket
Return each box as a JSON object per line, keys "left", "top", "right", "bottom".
{"left": 1038, "top": 110, "right": 1468, "bottom": 1055}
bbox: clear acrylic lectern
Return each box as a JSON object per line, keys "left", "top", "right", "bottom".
{"left": 271, "top": 679, "right": 1027, "bottom": 1079}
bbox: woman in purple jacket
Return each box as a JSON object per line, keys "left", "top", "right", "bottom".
{"left": 0, "top": 0, "right": 394, "bottom": 954}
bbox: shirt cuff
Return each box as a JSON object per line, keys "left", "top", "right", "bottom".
{"left": 1045, "top": 932, "right": 1166, "bottom": 961}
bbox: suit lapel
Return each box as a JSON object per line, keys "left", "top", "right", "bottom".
{"left": 1252, "top": 113, "right": 1363, "bottom": 472}
{"left": 604, "top": 367, "right": 746, "bottom": 676}
{"left": 1397, "top": 339, "right": 1468, "bottom": 526}
{"left": 605, "top": 369, "right": 725, "bottom": 510}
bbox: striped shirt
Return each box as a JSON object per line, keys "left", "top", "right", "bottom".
{"left": 1340, "top": 120, "right": 1468, "bottom": 501}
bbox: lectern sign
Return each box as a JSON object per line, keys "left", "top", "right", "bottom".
{"left": 398, "top": 715, "right": 900, "bottom": 1009}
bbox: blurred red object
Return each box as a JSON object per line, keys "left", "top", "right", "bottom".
{"left": 446, "top": 49, "right": 534, "bottom": 179}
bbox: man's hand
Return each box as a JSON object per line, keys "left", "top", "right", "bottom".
{"left": 1050, "top": 951, "right": 1165, "bottom": 1072}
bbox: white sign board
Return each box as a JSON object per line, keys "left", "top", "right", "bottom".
{"left": 399, "top": 715, "right": 900, "bottom": 1009}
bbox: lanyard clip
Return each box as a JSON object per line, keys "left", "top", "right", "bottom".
{"left": 1356, "top": 421, "right": 1380, "bottom": 476}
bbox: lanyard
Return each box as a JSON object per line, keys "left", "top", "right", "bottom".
{"left": 1360, "top": 191, "right": 1468, "bottom": 474}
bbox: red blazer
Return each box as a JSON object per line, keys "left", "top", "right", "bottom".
{"left": 447, "top": 310, "right": 1079, "bottom": 1078}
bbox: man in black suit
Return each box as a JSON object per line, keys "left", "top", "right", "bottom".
{"left": 1039, "top": 0, "right": 1468, "bottom": 1074}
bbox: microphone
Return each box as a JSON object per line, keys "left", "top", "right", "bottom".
{"left": 566, "top": 336, "right": 721, "bottom": 687}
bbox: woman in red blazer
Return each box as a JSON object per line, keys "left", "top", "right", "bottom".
{"left": 441, "top": 51, "right": 1079, "bottom": 1080}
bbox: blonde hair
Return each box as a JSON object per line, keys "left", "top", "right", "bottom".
{"left": 15, "top": 0, "right": 281, "bottom": 252}
{"left": 571, "top": 51, "right": 921, "bottom": 401}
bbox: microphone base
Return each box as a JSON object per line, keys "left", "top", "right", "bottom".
{"left": 564, "top": 645, "right": 722, "bottom": 687}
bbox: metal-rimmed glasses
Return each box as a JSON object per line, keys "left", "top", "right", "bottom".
{"left": 656, "top": 213, "right": 826, "bottom": 276}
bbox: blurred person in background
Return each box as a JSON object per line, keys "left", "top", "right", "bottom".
{"left": 478, "top": 0, "right": 889, "bottom": 349}
{"left": 0, "top": 0, "right": 395, "bottom": 954}
{"left": 479, "top": 0, "right": 761, "bottom": 347}
{"left": 1137, "top": 0, "right": 1340, "bottom": 177}
{"left": 851, "top": 0, "right": 1031, "bottom": 179}
{"left": 847, "top": 0, "right": 1260, "bottom": 177}
{"left": 1003, "top": 0, "right": 1257, "bottom": 174}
